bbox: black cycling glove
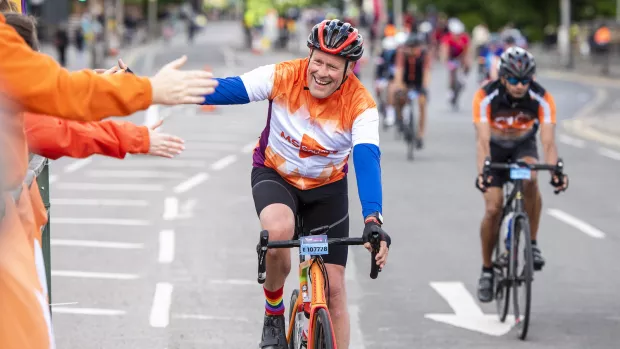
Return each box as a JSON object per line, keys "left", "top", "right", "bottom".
{"left": 362, "top": 219, "right": 391, "bottom": 248}
{"left": 550, "top": 173, "right": 569, "bottom": 194}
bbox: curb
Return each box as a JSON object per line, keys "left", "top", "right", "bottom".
{"left": 563, "top": 118, "right": 620, "bottom": 149}
{"left": 539, "top": 70, "right": 620, "bottom": 89}
{"left": 560, "top": 87, "right": 620, "bottom": 149}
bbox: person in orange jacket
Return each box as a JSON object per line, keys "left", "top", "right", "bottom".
{"left": 0, "top": 9, "right": 216, "bottom": 349}
{"left": 26, "top": 116, "right": 185, "bottom": 160}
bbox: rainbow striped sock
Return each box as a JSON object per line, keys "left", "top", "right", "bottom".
{"left": 264, "top": 286, "right": 285, "bottom": 316}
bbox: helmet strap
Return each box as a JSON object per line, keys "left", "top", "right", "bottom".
{"left": 336, "top": 61, "right": 350, "bottom": 91}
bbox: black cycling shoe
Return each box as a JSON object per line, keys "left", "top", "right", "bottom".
{"left": 415, "top": 138, "right": 424, "bottom": 150}
{"left": 477, "top": 270, "right": 494, "bottom": 303}
{"left": 259, "top": 314, "right": 287, "bottom": 349}
{"left": 532, "top": 245, "right": 545, "bottom": 271}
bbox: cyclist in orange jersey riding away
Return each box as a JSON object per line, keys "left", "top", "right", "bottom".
{"left": 472, "top": 47, "right": 569, "bottom": 303}
{"left": 199, "top": 19, "right": 392, "bottom": 349}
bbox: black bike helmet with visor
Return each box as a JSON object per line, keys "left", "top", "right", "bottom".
{"left": 307, "top": 19, "right": 364, "bottom": 89}
{"left": 499, "top": 47, "right": 536, "bottom": 80}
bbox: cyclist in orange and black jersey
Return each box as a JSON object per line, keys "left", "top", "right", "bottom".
{"left": 472, "top": 47, "right": 569, "bottom": 303}
{"left": 393, "top": 33, "right": 431, "bottom": 148}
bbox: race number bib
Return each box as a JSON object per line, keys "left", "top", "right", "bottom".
{"left": 300, "top": 235, "right": 328, "bottom": 256}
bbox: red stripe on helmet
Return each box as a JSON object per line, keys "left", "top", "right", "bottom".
{"left": 317, "top": 20, "right": 359, "bottom": 56}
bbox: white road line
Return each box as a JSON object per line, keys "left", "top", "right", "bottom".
{"left": 548, "top": 209, "right": 606, "bottom": 239}
{"left": 209, "top": 279, "right": 255, "bottom": 285}
{"left": 598, "top": 147, "right": 620, "bottom": 161}
{"left": 86, "top": 170, "right": 185, "bottom": 179}
{"left": 211, "top": 155, "right": 238, "bottom": 170}
{"left": 158, "top": 230, "right": 175, "bottom": 264}
{"left": 50, "top": 198, "right": 150, "bottom": 206}
{"left": 100, "top": 159, "right": 207, "bottom": 168}
{"left": 429, "top": 282, "right": 483, "bottom": 316}
{"left": 64, "top": 158, "right": 92, "bottom": 173}
{"left": 163, "top": 197, "right": 179, "bottom": 220}
{"left": 242, "top": 141, "right": 257, "bottom": 153}
{"left": 173, "top": 172, "right": 209, "bottom": 194}
{"left": 54, "top": 218, "right": 150, "bottom": 226}
{"left": 52, "top": 307, "right": 126, "bottom": 316}
{"left": 558, "top": 134, "right": 586, "bottom": 148}
{"left": 51, "top": 239, "right": 144, "bottom": 249}
{"left": 56, "top": 183, "right": 164, "bottom": 191}
{"left": 50, "top": 302, "right": 78, "bottom": 306}
{"left": 150, "top": 282, "right": 173, "bottom": 328}
{"left": 173, "top": 314, "right": 257, "bottom": 323}
{"left": 52, "top": 270, "right": 140, "bottom": 280}
{"left": 49, "top": 175, "right": 58, "bottom": 183}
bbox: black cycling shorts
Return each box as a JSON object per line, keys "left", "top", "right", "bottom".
{"left": 489, "top": 137, "right": 539, "bottom": 188}
{"left": 250, "top": 167, "right": 349, "bottom": 267}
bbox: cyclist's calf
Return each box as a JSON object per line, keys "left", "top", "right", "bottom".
{"left": 324, "top": 264, "right": 350, "bottom": 349}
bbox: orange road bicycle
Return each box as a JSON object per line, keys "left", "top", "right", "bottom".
{"left": 256, "top": 215, "right": 384, "bottom": 349}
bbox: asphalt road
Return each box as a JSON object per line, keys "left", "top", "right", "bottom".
{"left": 47, "top": 22, "right": 620, "bottom": 349}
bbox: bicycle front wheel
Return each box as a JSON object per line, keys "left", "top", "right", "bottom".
{"left": 288, "top": 289, "right": 299, "bottom": 349}
{"left": 511, "top": 216, "right": 533, "bottom": 340}
{"left": 311, "top": 308, "right": 335, "bottom": 349}
{"left": 493, "top": 233, "right": 510, "bottom": 322}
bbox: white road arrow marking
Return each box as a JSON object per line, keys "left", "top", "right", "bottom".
{"left": 424, "top": 281, "right": 519, "bottom": 336}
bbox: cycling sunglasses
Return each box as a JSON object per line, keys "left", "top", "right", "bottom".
{"left": 506, "top": 76, "right": 531, "bottom": 85}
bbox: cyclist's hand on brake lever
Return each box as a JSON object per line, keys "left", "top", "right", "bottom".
{"left": 550, "top": 173, "right": 569, "bottom": 194}
{"left": 476, "top": 174, "right": 492, "bottom": 193}
{"left": 362, "top": 216, "right": 391, "bottom": 269}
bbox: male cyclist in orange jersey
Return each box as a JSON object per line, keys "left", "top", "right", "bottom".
{"left": 199, "top": 19, "right": 392, "bottom": 349}
{"left": 472, "top": 47, "right": 569, "bottom": 303}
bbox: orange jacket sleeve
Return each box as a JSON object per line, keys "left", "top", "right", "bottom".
{"left": 0, "top": 14, "right": 152, "bottom": 121}
{"left": 23, "top": 113, "right": 150, "bottom": 160}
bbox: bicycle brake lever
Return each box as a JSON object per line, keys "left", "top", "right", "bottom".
{"left": 257, "top": 230, "right": 269, "bottom": 284}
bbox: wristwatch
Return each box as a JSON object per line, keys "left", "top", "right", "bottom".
{"left": 364, "top": 212, "right": 384, "bottom": 225}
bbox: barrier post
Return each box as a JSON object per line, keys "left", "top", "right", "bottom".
{"left": 35, "top": 159, "right": 52, "bottom": 314}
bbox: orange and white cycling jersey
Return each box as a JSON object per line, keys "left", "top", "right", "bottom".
{"left": 220, "top": 58, "right": 380, "bottom": 190}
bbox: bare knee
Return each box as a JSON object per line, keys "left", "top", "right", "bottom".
{"left": 260, "top": 203, "right": 294, "bottom": 271}
{"left": 483, "top": 189, "right": 503, "bottom": 221}
{"left": 260, "top": 203, "right": 295, "bottom": 241}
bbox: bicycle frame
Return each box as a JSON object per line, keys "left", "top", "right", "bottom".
{"left": 502, "top": 178, "right": 528, "bottom": 223}
{"left": 286, "top": 256, "right": 337, "bottom": 348}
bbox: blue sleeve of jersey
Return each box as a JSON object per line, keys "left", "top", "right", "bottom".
{"left": 353, "top": 143, "right": 382, "bottom": 218}
{"left": 201, "top": 76, "right": 250, "bottom": 105}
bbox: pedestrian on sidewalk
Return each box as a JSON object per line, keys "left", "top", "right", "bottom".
{"left": 54, "top": 22, "right": 69, "bottom": 67}
{"left": 74, "top": 25, "right": 85, "bottom": 68}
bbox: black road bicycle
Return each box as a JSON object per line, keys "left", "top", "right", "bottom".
{"left": 484, "top": 157, "right": 564, "bottom": 340}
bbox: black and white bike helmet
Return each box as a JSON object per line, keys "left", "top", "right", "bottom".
{"left": 499, "top": 47, "right": 536, "bottom": 78}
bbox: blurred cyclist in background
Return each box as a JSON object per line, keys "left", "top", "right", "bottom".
{"left": 393, "top": 33, "right": 431, "bottom": 148}
{"left": 440, "top": 18, "right": 470, "bottom": 109}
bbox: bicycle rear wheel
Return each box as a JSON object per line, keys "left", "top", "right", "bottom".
{"left": 493, "top": 231, "right": 510, "bottom": 322}
{"left": 511, "top": 216, "right": 533, "bottom": 340}
{"left": 311, "top": 308, "right": 335, "bottom": 349}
